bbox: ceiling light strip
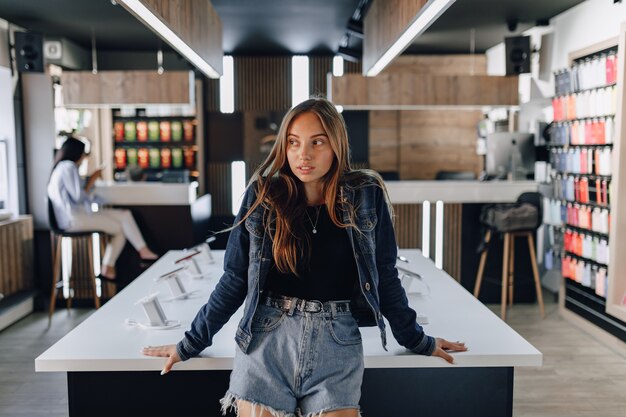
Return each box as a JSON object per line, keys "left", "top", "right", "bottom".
{"left": 365, "top": 0, "right": 456, "bottom": 77}
{"left": 118, "top": 0, "right": 221, "bottom": 78}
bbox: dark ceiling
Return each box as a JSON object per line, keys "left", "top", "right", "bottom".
{"left": 0, "top": 0, "right": 586, "bottom": 57}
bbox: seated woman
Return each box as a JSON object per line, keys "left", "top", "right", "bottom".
{"left": 47, "top": 135, "right": 158, "bottom": 281}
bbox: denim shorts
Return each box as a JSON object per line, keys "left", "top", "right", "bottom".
{"left": 221, "top": 295, "right": 364, "bottom": 417}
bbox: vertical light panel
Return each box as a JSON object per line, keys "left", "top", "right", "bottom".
{"left": 435, "top": 200, "right": 444, "bottom": 269}
{"left": 231, "top": 161, "right": 246, "bottom": 216}
{"left": 61, "top": 237, "right": 72, "bottom": 299}
{"left": 220, "top": 55, "right": 234, "bottom": 113}
{"left": 92, "top": 233, "right": 102, "bottom": 297}
{"left": 292, "top": 56, "right": 309, "bottom": 107}
{"left": 333, "top": 55, "right": 344, "bottom": 77}
{"left": 421, "top": 201, "right": 430, "bottom": 259}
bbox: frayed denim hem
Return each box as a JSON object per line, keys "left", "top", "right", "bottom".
{"left": 220, "top": 391, "right": 297, "bottom": 417}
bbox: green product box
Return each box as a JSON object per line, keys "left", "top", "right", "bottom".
{"left": 149, "top": 148, "right": 160, "bottom": 168}
{"left": 148, "top": 121, "right": 160, "bottom": 141}
{"left": 126, "top": 148, "right": 138, "bottom": 166}
{"left": 171, "top": 148, "right": 183, "bottom": 169}
{"left": 124, "top": 121, "right": 136, "bottom": 141}
{"left": 171, "top": 121, "right": 183, "bottom": 142}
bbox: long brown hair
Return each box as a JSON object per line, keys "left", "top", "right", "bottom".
{"left": 243, "top": 98, "right": 360, "bottom": 275}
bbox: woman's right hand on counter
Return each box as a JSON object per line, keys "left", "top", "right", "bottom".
{"left": 432, "top": 338, "right": 467, "bottom": 364}
{"left": 142, "top": 344, "right": 181, "bottom": 375}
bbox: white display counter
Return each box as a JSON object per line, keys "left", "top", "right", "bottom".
{"left": 94, "top": 181, "right": 198, "bottom": 206}
{"left": 36, "top": 249, "right": 541, "bottom": 417}
{"left": 385, "top": 180, "right": 538, "bottom": 203}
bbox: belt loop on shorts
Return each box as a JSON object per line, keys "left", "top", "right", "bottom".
{"left": 330, "top": 302, "right": 338, "bottom": 319}
{"left": 287, "top": 297, "right": 297, "bottom": 316}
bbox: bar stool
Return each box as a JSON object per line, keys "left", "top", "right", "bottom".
{"left": 47, "top": 199, "right": 108, "bottom": 320}
{"left": 473, "top": 192, "right": 545, "bottom": 320}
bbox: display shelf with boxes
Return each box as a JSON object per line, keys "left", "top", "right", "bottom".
{"left": 112, "top": 111, "right": 199, "bottom": 182}
{"left": 543, "top": 36, "right": 626, "bottom": 342}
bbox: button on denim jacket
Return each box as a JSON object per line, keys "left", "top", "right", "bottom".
{"left": 177, "top": 177, "right": 435, "bottom": 361}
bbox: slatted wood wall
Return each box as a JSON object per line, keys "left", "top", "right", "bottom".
{"left": 202, "top": 56, "right": 362, "bottom": 112}
{"left": 391, "top": 203, "right": 463, "bottom": 281}
{"left": 207, "top": 162, "right": 233, "bottom": 216}
{"left": 0, "top": 216, "right": 33, "bottom": 297}
{"left": 62, "top": 236, "right": 115, "bottom": 302}
{"left": 235, "top": 57, "right": 291, "bottom": 111}
{"left": 204, "top": 78, "right": 220, "bottom": 112}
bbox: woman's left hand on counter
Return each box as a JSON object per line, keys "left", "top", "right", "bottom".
{"left": 432, "top": 338, "right": 467, "bottom": 364}
{"left": 142, "top": 344, "right": 181, "bottom": 375}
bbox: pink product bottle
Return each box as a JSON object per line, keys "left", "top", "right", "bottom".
{"left": 606, "top": 52, "right": 616, "bottom": 85}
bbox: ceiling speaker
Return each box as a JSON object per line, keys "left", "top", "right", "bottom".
{"left": 15, "top": 31, "right": 44, "bottom": 73}
{"left": 505, "top": 35, "right": 531, "bottom": 75}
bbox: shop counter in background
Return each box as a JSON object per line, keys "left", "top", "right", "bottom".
{"left": 385, "top": 180, "right": 539, "bottom": 303}
{"left": 94, "top": 182, "right": 210, "bottom": 285}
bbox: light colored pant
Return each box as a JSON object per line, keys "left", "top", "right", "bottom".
{"left": 67, "top": 208, "right": 147, "bottom": 267}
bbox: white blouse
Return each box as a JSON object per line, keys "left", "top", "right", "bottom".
{"left": 47, "top": 161, "right": 93, "bottom": 230}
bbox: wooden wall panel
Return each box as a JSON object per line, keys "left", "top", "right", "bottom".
{"left": 128, "top": 0, "right": 222, "bottom": 76}
{"left": 443, "top": 204, "right": 462, "bottom": 282}
{"left": 399, "top": 110, "right": 483, "bottom": 180}
{"left": 0, "top": 216, "right": 33, "bottom": 297}
{"left": 363, "top": 0, "right": 428, "bottom": 75}
{"left": 204, "top": 78, "right": 220, "bottom": 112}
{"left": 383, "top": 55, "right": 487, "bottom": 75}
{"left": 369, "top": 110, "right": 399, "bottom": 172}
{"left": 392, "top": 204, "right": 422, "bottom": 249}
{"left": 331, "top": 74, "right": 519, "bottom": 107}
{"left": 207, "top": 162, "right": 233, "bottom": 216}
{"left": 235, "top": 56, "right": 291, "bottom": 111}
{"left": 310, "top": 56, "right": 332, "bottom": 97}
{"left": 61, "top": 71, "right": 191, "bottom": 106}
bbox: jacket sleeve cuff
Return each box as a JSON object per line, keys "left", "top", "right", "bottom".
{"left": 410, "top": 334, "right": 436, "bottom": 356}
{"left": 176, "top": 338, "right": 198, "bottom": 362}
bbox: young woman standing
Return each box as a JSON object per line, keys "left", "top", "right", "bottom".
{"left": 143, "top": 98, "right": 467, "bottom": 417}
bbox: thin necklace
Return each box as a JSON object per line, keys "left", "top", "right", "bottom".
{"left": 305, "top": 206, "right": 322, "bottom": 234}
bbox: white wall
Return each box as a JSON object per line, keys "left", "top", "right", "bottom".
{"left": 0, "top": 19, "right": 19, "bottom": 217}
{"left": 0, "top": 67, "right": 19, "bottom": 216}
{"left": 22, "top": 73, "right": 56, "bottom": 228}
{"left": 551, "top": 0, "right": 626, "bottom": 69}
{"left": 487, "top": 0, "right": 626, "bottom": 98}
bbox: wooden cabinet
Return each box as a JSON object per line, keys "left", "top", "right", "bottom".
{"left": 0, "top": 216, "right": 33, "bottom": 297}
{"left": 330, "top": 73, "right": 519, "bottom": 108}
{"left": 61, "top": 71, "right": 193, "bottom": 106}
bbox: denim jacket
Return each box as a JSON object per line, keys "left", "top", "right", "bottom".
{"left": 176, "top": 176, "right": 436, "bottom": 360}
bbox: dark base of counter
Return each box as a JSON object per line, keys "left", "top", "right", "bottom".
{"left": 67, "top": 367, "right": 512, "bottom": 417}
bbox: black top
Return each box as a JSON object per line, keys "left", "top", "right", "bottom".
{"left": 263, "top": 205, "right": 358, "bottom": 302}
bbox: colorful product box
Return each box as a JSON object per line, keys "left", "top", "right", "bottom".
{"left": 149, "top": 148, "right": 160, "bottom": 168}
{"left": 114, "top": 122, "right": 125, "bottom": 142}
{"left": 161, "top": 148, "right": 172, "bottom": 169}
{"left": 160, "top": 121, "right": 171, "bottom": 142}
{"left": 114, "top": 148, "right": 126, "bottom": 170}
{"left": 136, "top": 121, "right": 148, "bottom": 142}
{"left": 183, "top": 120, "right": 194, "bottom": 141}
{"left": 137, "top": 148, "right": 149, "bottom": 169}
{"left": 124, "top": 121, "right": 136, "bottom": 141}
{"left": 171, "top": 121, "right": 183, "bottom": 142}
{"left": 184, "top": 147, "right": 195, "bottom": 169}
{"left": 148, "top": 121, "right": 160, "bottom": 142}
{"left": 171, "top": 148, "right": 183, "bottom": 169}
{"left": 126, "top": 148, "right": 138, "bottom": 167}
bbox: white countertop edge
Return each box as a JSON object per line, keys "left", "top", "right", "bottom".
{"left": 35, "top": 353, "right": 542, "bottom": 373}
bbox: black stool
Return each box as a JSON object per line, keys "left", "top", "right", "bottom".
{"left": 48, "top": 199, "right": 108, "bottom": 320}
{"left": 473, "top": 192, "right": 545, "bottom": 320}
